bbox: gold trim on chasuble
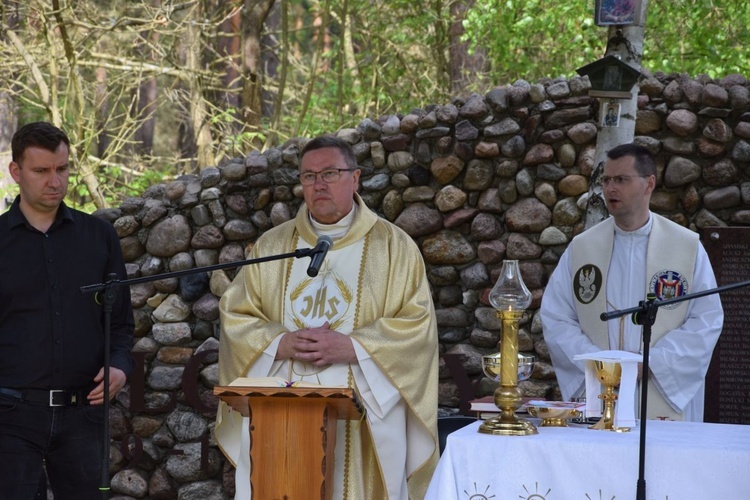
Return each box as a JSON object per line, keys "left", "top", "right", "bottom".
{"left": 282, "top": 231, "right": 371, "bottom": 499}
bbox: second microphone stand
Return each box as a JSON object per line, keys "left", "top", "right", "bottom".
{"left": 80, "top": 243, "right": 326, "bottom": 498}
{"left": 601, "top": 278, "right": 750, "bottom": 500}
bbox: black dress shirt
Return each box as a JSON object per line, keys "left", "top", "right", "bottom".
{"left": 0, "top": 197, "right": 134, "bottom": 389}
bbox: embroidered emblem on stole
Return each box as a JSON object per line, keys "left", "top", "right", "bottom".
{"left": 285, "top": 237, "right": 364, "bottom": 334}
{"left": 287, "top": 271, "right": 355, "bottom": 331}
{"left": 649, "top": 270, "right": 688, "bottom": 309}
{"left": 573, "top": 264, "right": 602, "bottom": 304}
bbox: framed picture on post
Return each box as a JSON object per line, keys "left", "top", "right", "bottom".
{"left": 601, "top": 103, "right": 621, "bottom": 128}
{"left": 595, "top": 0, "right": 643, "bottom": 26}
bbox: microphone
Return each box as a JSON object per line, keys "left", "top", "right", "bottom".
{"left": 307, "top": 235, "right": 333, "bottom": 277}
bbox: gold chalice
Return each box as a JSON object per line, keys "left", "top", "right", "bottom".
{"left": 589, "top": 360, "right": 629, "bottom": 432}
{"left": 482, "top": 353, "right": 535, "bottom": 382}
{"left": 527, "top": 403, "right": 582, "bottom": 427}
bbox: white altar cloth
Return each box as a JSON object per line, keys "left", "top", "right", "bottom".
{"left": 426, "top": 419, "right": 750, "bottom": 500}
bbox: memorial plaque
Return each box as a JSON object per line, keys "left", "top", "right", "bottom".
{"left": 703, "top": 227, "right": 750, "bottom": 425}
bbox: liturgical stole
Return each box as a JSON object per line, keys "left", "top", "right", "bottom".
{"left": 570, "top": 214, "right": 698, "bottom": 420}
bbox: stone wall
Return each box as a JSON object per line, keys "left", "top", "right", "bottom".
{"left": 99, "top": 72, "right": 750, "bottom": 498}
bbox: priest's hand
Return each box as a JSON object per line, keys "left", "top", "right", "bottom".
{"left": 290, "top": 322, "right": 357, "bottom": 366}
{"left": 276, "top": 331, "right": 298, "bottom": 360}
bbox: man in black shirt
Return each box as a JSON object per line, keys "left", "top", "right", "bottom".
{"left": 0, "top": 122, "right": 134, "bottom": 498}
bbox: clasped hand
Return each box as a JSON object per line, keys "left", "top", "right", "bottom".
{"left": 277, "top": 321, "right": 356, "bottom": 366}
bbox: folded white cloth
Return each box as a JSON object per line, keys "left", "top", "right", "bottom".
{"left": 574, "top": 350, "right": 643, "bottom": 428}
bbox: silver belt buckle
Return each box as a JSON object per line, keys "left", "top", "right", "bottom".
{"left": 49, "top": 390, "right": 65, "bottom": 407}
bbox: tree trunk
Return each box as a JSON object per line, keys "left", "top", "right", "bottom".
{"left": 264, "top": 0, "right": 289, "bottom": 149}
{"left": 185, "top": 4, "right": 216, "bottom": 170}
{"left": 94, "top": 67, "right": 110, "bottom": 159}
{"left": 584, "top": 0, "right": 649, "bottom": 230}
{"left": 0, "top": 92, "right": 16, "bottom": 212}
{"left": 132, "top": 2, "right": 161, "bottom": 158}
{"left": 340, "top": 0, "right": 359, "bottom": 90}
{"left": 448, "top": 0, "right": 486, "bottom": 94}
{"left": 218, "top": 8, "right": 241, "bottom": 111}
{"left": 241, "top": 0, "right": 275, "bottom": 149}
{"left": 293, "top": 0, "right": 330, "bottom": 138}
{"left": 133, "top": 77, "right": 158, "bottom": 156}
{"left": 0, "top": 0, "right": 19, "bottom": 211}
{"left": 261, "top": 2, "right": 280, "bottom": 118}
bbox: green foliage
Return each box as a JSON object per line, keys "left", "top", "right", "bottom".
{"left": 278, "top": 0, "right": 453, "bottom": 138}
{"left": 0, "top": 182, "right": 19, "bottom": 210}
{"left": 459, "top": 0, "right": 603, "bottom": 81}
{"left": 644, "top": 0, "right": 750, "bottom": 77}
{"left": 2, "top": 0, "right": 748, "bottom": 209}
{"left": 461, "top": 0, "right": 749, "bottom": 81}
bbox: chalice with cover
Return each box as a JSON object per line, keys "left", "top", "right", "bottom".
{"left": 589, "top": 360, "right": 625, "bottom": 431}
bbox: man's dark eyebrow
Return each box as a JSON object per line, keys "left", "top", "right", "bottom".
{"left": 300, "top": 166, "right": 338, "bottom": 173}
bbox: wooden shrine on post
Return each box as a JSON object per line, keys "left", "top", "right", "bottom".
{"left": 214, "top": 385, "right": 362, "bottom": 499}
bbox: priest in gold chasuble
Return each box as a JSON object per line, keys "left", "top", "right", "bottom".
{"left": 215, "top": 136, "right": 439, "bottom": 499}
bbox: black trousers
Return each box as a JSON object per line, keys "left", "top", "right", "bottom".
{"left": 0, "top": 393, "right": 105, "bottom": 500}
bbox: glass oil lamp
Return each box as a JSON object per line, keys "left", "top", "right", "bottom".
{"left": 478, "top": 260, "right": 538, "bottom": 436}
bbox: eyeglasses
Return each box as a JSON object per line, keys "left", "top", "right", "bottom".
{"left": 598, "top": 174, "right": 650, "bottom": 187}
{"left": 299, "top": 168, "right": 356, "bottom": 186}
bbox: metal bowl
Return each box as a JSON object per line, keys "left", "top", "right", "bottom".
{"left": 481, "top": 353, "right": 535, "bottom": 382}
{"left": 527, "top": 404, "right": 581, "bottom": 427}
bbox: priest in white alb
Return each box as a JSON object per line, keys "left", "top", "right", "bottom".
{"left": 541, "top": 143, "right": 723, "bottom": 422}
{"left": 215, "top": 135, "right": 439, "bottom": 499}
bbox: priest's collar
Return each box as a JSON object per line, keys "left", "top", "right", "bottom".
{"left": 309, "top": 201, "right": 358, "bottom": 239}
{"left": 613, "top": 212, "right": 652, "bottom": 237}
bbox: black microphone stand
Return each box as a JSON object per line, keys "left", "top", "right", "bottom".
{"left": 600, "top": 278, "right": 750, "bottom": 500}
{"left": 92, "top": 273, "right": 118, "bottom": 497}
{"left": 80, "top": 245, "right": 322, "bottom": 497}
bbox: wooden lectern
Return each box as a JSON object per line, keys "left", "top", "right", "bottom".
{"left": 214, "top": 385, "right": 362, "bottom": 499}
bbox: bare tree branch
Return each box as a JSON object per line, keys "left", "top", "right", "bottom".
{"left": 2, "top": 27, "right": 53, "bottom": 115}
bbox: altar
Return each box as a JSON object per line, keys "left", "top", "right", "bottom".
{"left": 426, "top": 419, "right": 750, "bottom": 499}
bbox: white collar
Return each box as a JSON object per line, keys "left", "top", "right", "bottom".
{"left": 309, "top": 203, "right": 358, "bottom": 240}
{"left": 613, "top": 213, "right": 652, "bottom": 237}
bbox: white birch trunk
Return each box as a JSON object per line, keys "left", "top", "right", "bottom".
{"left": 584, "top": 0, "right": 650, "bottom": 230}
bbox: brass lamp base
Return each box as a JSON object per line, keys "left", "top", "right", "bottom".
{"left": 478, "top": 413, "right": 538, "bottom": 436}
{"left": 589, "top": 417, "right": 631, "bottom": 433}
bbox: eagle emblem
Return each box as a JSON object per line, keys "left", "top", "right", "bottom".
{"left": 574, "top": 264, "right": 602, "bottom": 304}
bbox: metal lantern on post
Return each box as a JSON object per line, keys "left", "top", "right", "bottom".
{"left": 575, "top": 54, "right": 642, "bottom": 99}
{"left": 478, "top": 260, "right": 538, "bottom": 436}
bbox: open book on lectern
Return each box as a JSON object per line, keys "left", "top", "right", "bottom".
{"left": 228, "top": 376, "right": 346, "bottom": 389}
{"left": 223, "top": 377, "right": 364, "bottom": 420}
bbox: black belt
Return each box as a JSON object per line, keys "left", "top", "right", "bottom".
{"left": 0, "top": 387, "right": 89, "bottom": 407}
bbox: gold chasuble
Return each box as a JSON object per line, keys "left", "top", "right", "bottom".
{"left": 215, "top": 194, "right": 439, "bottom": 499}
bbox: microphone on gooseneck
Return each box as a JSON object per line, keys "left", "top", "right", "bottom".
{"left": 307, "top": 235, "right": 333, "bottom": 277}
